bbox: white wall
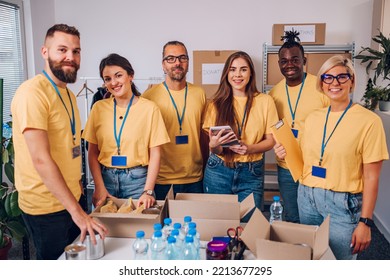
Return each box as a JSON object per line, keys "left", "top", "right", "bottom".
{"left": 23, "top": 0, "right": 390, "bottom": 240}
{"left": 23, "top": 0, "right": 374, "bottom": 124}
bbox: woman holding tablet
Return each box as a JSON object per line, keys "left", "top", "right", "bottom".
{"left": 202, "top": 51, "right": 279, "bottom": 218}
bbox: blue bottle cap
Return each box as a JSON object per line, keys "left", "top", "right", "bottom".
{"left": 167, "top": 236, "right": 176, "bottom": 243}
{"left": 173, "top": 223, "right": 181, "bottom": 229}
{"left": 188, "top": 222, "right": 197, "bottom": 229}
{"left": 136, "top": 230, "right": 145, "bottom": 238}
{"left": 164, "top": 217, "right": 172, "bottom": 224}
{"left": 188, "top": 228, "right": 197, "bottom": 236}
{"left": 154, "top": 230, "right": 162, "bottom": 238}
{"left": 273, "top": 196, "right": 280, "bottom": 201}
{"left": 154, "top": 223, "right": 162, "bottom": 230}
{"left": 171, "top": 229, "right": 179, "bottom": 237}
{"left": 184, "top": 216, "right": 192, "bottom": 222}
{"left": 185, "top": 236, "right": 194, "bottom": 243}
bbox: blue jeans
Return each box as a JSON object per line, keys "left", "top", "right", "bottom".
{"left": 298, "top": 184, "right": 362, "bottom": 260}
{"left": 22, "top": 209, "right": 80, "bottom": 260}
{"left": 277, "top": 166, "right": 300, "bottom": 223}
{"left": 101, "top": 165, "right": 147, "bottom": 199}
{"left": 203, "top": 153, "right": 264, "bottom": 221}
{"left": 154, "top": 181, "right": 203, "bottom": 200}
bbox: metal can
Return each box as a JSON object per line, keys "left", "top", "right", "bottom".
{"left": 64, "top": 243, "right": 87, "bottom": 260}
{"left": 206, "top": 240, "right": 228, "bottom": 260}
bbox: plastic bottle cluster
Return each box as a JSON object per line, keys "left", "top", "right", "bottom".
{"left": 132, "top": 216, "right": 201, "bottom": 260}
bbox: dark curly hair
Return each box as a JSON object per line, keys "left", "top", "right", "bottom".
{"left": 278, "top": 29, "right": 305, "bottom": 56}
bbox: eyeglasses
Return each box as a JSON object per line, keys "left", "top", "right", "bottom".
{"left": 163, "top": 55, "right": 189, "bottom": 64}
{"left": 321, "top": 73, "right": 351, "bottom": 84}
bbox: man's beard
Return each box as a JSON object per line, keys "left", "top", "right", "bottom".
{"left": 48, "top": 57, "right": 80, "bottom": 84}
{"left": 167, "top": 66, "right": 187, "bottom": 82}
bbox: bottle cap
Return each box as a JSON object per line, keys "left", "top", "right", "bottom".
{"left": 273, "top": 196, "right": 280, "bottom": 201}
{"left": 136, "top": 230, "right": 145, "bottom": 238}
{"left": 173, "top": 223, "right": 182, "bottom": 229}
{"left": 167, "top": 236, "right": 176, "bottom": 243}
{"left": 185, "top": 236, "right": 194, "bottom": 243}
{"left": 154, "top": 230, "right": 162, "bottom": 238}
{"left": 153, "top": 223, "right": 162, "bottom": 230}
{"left": 171, "top": 229, "right": 179, "bottom": 236}
{"left": 188, "top": 222, "right": 197, "bottom": 229}
{"left": 184, "top": 216, "right": 192, "bottom": 223}
{"left": 164, "top": 217, "right": 172, "bottom": 225}
{"left": 188, "top": 228, "right": 197, "bottom": 236}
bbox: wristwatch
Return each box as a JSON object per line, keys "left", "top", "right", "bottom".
{"left": 359, "top": 217, "right": 374, "bottom": 228}
{"left": 142, "top": 189, "right": 156, "bottom": 198}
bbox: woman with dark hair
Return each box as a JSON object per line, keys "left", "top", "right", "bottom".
{"left": 82, "top": 53, "right": 170, "bottom": 209}
{"left": 202, "top": 51, "right": 278, "bottom": 216}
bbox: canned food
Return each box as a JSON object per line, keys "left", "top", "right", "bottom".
{"left": 206, "top": 240, "right": 229, "bottom": 260}
{"left": 64, "top": 243, "right": 87, "bottom": 260}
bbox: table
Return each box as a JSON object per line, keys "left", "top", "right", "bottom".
{"left": 59, "top": 237, "right": 335, "bottom": 260}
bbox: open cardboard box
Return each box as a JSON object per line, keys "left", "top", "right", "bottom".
{"left": 91, "top": 197, "right": 168, "bottom": 238}
{"left": 241, "top": 209, "right": 329, "bottom": 260}
{"left": 167, "top": 187, "right": 255, "bottom": 241}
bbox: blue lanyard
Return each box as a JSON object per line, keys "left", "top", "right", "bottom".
{"left": 42, "top": 70, "right": 76, "bottom": 143}
{"left": 236, "top": 99, "right": 249, "bottom": 138}
{"left": 163, "top": 82, "right": 187, "bottom": 134}
{"left": 285, "top": 73, "right": 306, "bottom": 128}
{"left": 113, "top": 95, "right": 135, "bottom": 155}
{"left": 319, "top": 99, "right": 352, "bottom": 166}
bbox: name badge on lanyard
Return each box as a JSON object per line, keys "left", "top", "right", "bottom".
{"left": 312, "top": 165, "right": 326, "bottom": 178}
{"left": 291, "top": 128, "right": 299, "bottom": 138}
{"left": 112, "top": 155, "right": 127, "bottom": 166}
{"left": 72, "top": 145, "right": 81, "bottom": 159}
{"left": 176, "top": 135, "right": 189, "bottom": 144}
{"left": 164, "top": 82, "right": 189, "bottom": 145}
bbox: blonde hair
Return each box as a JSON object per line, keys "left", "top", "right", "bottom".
{"left": 316, "top": 55, "right": 355, "bottom": 93}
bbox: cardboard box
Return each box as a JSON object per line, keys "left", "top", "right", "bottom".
{"left": 91, "top": 197, "right": 168, "bottom": 238}
{"left": 272, "top": 23, "right": 326, "bottom": 45}
{"left": 193, "top": 50, "right": 237, "bottom": 99}
{"left": 241, "top": 209, "right": 329, "bottom": 260}
{"left": 167, "top": 188, "right": 255, "bottom": 241}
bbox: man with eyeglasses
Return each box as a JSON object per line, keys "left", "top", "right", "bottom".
{"left": 269, "top": 31, "right": 329, "bottom": 223}
{"left": 143, "top": 41, "right": 206, "bottom": 199}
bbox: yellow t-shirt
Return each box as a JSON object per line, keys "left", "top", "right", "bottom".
{"left": 142, "top": 83, "right": 206, "bottom": 184}
{"left": 203, "top": 93, "right": 279, "bottom": 162}
{"left": 11, "top": 74, "right": 82, "bottom": 215}
{"left": 301, "top": 104, "right": 389, "bottom": 193}
{"left": 269, "top": 73, "right": 330, "bottom": 168}
{"left": 82, "top": 97, "right": 170, "bottom": 167}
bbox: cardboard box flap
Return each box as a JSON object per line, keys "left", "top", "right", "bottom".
{"left": 175, "top": 192, "right": 238, "bottom": 203}
{"left": 271, "top": 221, "right": 316, "bottom": 246}
{"left": 256, "top": 239, "right": 312, "bottom": 260}
{"left": 169, "top": 199, "right": 240, "bottom": 220}
{"left": 239, "top": 193, "right": 255, "bottom": 219}
{"left": 167, "top": 185, "right": 174, "bottom": 200}
{"left": 313, "top": 215, "right": 330, "bottom": 260}
{"left": 240, "top": 209, "right": 270, "bottom": 256}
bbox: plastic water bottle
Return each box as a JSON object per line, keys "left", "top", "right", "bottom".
{"left": 188, "top": 222, "right": 201, "bottom": 242}
{"left": 173, "top": 223, "right": 186, "bottom": 244}
{"left": 183, "top": 216, "right": 192, "bottom": 235}
{"left": 170, "top": 229, "right": 184, "bottom": 252}
{"left": 270, "top": 195, "right": 283, "bottom": 224}
{"left": 183, "top": 236, "right": 198, "bottom": 260}
{"left": 2, "top": 123, "right": 12, "bottom": 139}
{"left": 165, "top": 236, "right": 180, "bottom": 260}
{"left": 132, "top": 230, "right": 149, "bottom": 260}
{"left": 152, "top": 223, "right": 163, "bottom": 241}
{"left": 150, "top": 230, "right": 166, "bottom": 260}
{"left": 162, "top": 218, "right": 173, "bottom": 239}
{"left": 187, "top": 228, "right": 200, "bottom": 259}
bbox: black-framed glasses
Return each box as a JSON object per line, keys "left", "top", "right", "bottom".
{"left": 321, "top": 73, "right": 351, "bottom": 84}
{"left": 163, "top": 55, "right": 189, "bottom": 64}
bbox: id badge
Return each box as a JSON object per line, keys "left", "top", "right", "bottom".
{"left": 291, "top": 128, "right": 299, "bottom": 138}
{"left": 72, "top": 145, "right": 81, "bottom": 159}
{"left": 312, "top": 165, "right": 326, "bottom": 178}
{"left": 175, "top": 135, "right": 189, "bottom": 145}
{"left": 111, "top": 155, "right": 127, "bottom": 166}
